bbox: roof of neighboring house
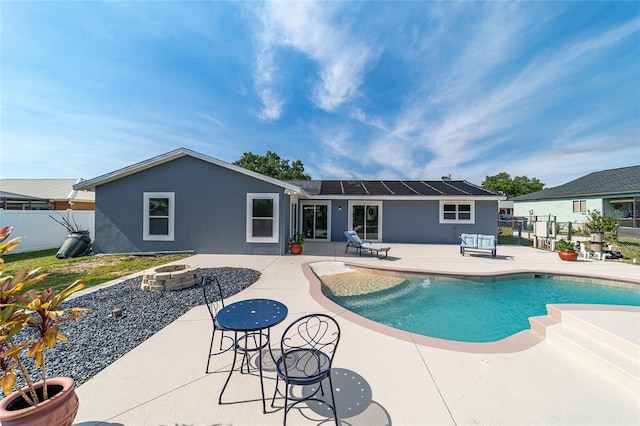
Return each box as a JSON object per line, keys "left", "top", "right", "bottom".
{"left": 0, "top": 179, "right": 95, "bottom": 203}
{"left": 288, "top": 180, "right": 502, "bottom": 199}
{"left": 73, "top": 148, "right": 302, "bottom": 193}
{"left": 512, "top": 165, "right": 640, "bottom": 201}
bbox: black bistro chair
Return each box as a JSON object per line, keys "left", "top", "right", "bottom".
{"left": 271, "top": 313, "right": 341, "bottom": 425}
{"left": 202, "top": 275, "right": 235, "bottom": 373}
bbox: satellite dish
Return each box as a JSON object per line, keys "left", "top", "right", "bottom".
{"left": 441, "top": 174, "right": 452, "bottom": 181}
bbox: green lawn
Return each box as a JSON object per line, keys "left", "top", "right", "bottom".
{"left": 1, "top": 249, "right": 191, "bottom": 292}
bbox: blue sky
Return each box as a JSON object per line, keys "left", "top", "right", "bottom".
{"left": 1, "top": 1, "right": 638, "bottom": 187}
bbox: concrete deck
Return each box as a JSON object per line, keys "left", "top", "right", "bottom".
{"left": 72, "top": 243, "right": 640, "bottom": 425}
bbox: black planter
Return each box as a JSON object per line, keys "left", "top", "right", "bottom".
{"left": 56, "top": 231, "right": 91, "bottom": 259}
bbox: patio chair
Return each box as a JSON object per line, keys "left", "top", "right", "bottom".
{"left": 202, "top": 275, "right": 236, "bottom": 373}
{"left": 271, "top": 314, "right": 341, "bottom": 426}
{"left": 344, "top": 230, "right": 390, "bottom": 259}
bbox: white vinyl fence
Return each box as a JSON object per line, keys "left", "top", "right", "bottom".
{"left": 0, "top": 210, "right": 95, "bottom": 254}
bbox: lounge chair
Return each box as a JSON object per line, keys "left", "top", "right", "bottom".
{"left": 344, "top": 230, "right": 390, "bottom": 259}
{"left": 460, "top": 233, "right": 496, "bottom": 257}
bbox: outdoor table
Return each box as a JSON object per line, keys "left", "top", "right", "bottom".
{"left": 216, "top": 298, "right": 288, "bottom": 413}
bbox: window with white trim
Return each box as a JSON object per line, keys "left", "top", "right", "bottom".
{"left": 439, "top": 201, "right": 475, "bottom": 224}
{"left": 143, "top": 192, "right": 175, "bottom": 241}
{"left": 246, "top": 193, "right": 279, "bottom": 243}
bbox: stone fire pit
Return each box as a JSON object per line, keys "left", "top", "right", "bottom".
{"left": 141, "top": 264, "right": 202, "bottom": 291}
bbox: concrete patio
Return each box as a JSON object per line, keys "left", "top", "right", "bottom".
{"left": 72, "top": 243, "right": 640, "bottom": 425}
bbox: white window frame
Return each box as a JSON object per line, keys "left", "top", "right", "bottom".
{"left": 348, "top": 200, "right": 383, "bottom": 241}
{"left": 143, "top": 192, "right": 175, "bottom": 241}
{"left": 246, "top": 193, "right": 279, "bottom": 243}
{"left": 439, "top": 200, "right": 475, "bottom": 224}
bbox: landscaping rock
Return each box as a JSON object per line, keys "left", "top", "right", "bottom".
{"left": 9, "top": 267, "right": 260, "bottom": 390}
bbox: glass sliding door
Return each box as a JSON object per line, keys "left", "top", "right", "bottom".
{"left": 350, "top": 202, "right": 381, "bottom": 241}
{"left": 301, "top": 202, "right": 330, "bottom": 240}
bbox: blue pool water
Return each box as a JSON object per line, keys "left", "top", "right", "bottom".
{"left": 325, "top": 276, "right": 640, "bottom": 342}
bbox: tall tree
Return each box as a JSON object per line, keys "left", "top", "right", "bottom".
{"left": 233, "top": 151, "right": 311, "bottom": 180}
{"left": 481, "top": 172, "right": 544, "bottom": 199}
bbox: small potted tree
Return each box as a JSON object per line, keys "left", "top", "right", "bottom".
{"left": 0, "top": 226, "right": 89, "bottom": 426}
{"left": 582, "top": 210, "right": 618, "bottom": 252}
{"left": 288, "top": 232, "right": 305, "bottom": 255}
{"left": 556, "top": 239, "right": 578, "bottom": 261}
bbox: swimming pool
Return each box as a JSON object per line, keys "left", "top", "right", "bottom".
{"left": 323, "top": 273, "right": 640, "bottom": 342}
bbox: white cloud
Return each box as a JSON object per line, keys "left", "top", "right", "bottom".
{"left": 253, "top": 1, "right": 378, "bottom": 120}
{"left": 372, "top": 8, "right": 640, "bottom": 182}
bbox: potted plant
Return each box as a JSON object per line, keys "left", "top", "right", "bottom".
{"left": 0, "top": 226, "right": 89, "bottom": 426}
{"left": 582, "top": 210, "right": 618, "bottom": 252}
{"left": 556, "top": 239, "right": 578, "bottom": 261}
{"left": 49, "top": 213, "right": 92, "bottom": 259}
{"left": 288, "top": 232, "right": 305, "bottom": 255}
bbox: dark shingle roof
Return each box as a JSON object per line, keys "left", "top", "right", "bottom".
{"left": 287, "top": 180, "right": 499, "bottom": 197}
{"left": 512, "top": 165, "right": 640, "bottom": 201}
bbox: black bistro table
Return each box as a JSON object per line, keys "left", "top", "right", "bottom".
{"left": 216, "top": 298, "right": 288, "bottom": 413}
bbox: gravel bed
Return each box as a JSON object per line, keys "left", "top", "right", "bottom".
{"left": 12, "top": 267, "right": 260, "bottom": 389}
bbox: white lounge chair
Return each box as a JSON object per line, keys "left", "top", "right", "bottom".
{"left": 344, "top": 230, "right": 390, "bottom": 259}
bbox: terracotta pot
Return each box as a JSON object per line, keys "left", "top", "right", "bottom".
{"left": 0, "top": 377, "right": 79, "bottom": 426}
{"left": 290, "top": 244, "right": 303, "bottom": 255}
{"left": 558, "top": 250, "right": 578, "bottom": 262}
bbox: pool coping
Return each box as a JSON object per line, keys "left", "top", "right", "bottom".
{"left": 304, "top": 260, "right": 640, "bottom": 354}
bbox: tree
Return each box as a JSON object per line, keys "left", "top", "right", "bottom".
{"left": 233, "top": 151, "right": 311, "bottom": 180}
{"left": 481, "top": 172, "right": 544, "bottom": 199}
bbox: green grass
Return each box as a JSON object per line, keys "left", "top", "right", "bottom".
{"left": 615, "top": 238, "right": 640, "bottom": 265}
{"left": 1, "top": 249, "right": 191, "bottom": 292}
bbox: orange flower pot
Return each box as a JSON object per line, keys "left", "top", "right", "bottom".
{"left": 558, "top": 250, "right": 578, "bottom": 261}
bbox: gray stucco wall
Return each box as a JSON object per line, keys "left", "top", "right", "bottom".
{"left": 330, "top": 203, "right": 349, "bottom": 242}
{"left": 93, "top": 156, "right": 288, "bottom": 255}
{"left": 383, "top": 200, "right": 498, "bottom": 244}
{"left": 327, "top": 199, "right": 498, "bottom": 244}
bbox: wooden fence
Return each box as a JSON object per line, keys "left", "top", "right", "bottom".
{"left": 0, "top": 210, "right": 95, "bottom": 254}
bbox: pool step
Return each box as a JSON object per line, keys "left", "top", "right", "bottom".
{"left": 529, "top": 306, "right": 640, "bottom": 394}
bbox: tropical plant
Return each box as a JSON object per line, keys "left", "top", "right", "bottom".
{"left": 288, "top": 232, "right": 305, "bottom": 245}
{"left": 582, "top": 210, "right": 619, "bottom": 234}
{"left": 0, "top": 226, "right": 88, "bottom": 406}
{"left": 49, "top": 212, "right": 86, "bottom": 234}
{"left": 555, "top": 239, "right": 575, "bottom": 251}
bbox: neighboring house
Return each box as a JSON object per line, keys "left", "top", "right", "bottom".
{"left": 498, "top": 200, "right": 514, "bottom": 218}
{"left": 74, "top": 148, "right": 504, "bottom": 255}
{"left": 512, "top": 165, "right": 640, "bottom": 228}
{"left": 0, "top": 179, "right": 95, "bottom": 210}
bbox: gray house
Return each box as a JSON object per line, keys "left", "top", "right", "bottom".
{"left": 74, "top": 148, "right": 503, "bottom": 255}
{"left": 512, "top": 165, "right": 640, "bottom": 229}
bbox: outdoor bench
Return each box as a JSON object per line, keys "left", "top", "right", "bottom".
{"left": 460, "top": 233, "right": 497, "bottom": 258}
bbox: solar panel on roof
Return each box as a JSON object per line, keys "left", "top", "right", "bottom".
{"left": 383, "top": 181, "right": 418, "bottom": 195}
{"left": 362, "top": 181, "right": 392, "bottom": 195}
{"left": 452, "top": 181, "right": 493, "bottom": 195}
{"left": 320, "top": 181, "right": 343, "bottom": 195}
{"left": 343, "top": 181, "right": 368, "bottom": 195}
{"left": 428, "top": 181, "right": 468, "bottom": 195}
{"left": 404, "top": 181, "right": 443, "bottom": 195}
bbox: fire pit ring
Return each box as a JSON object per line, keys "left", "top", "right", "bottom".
{"left": 141, "top": 264, "right": 202, "bottom": 291}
